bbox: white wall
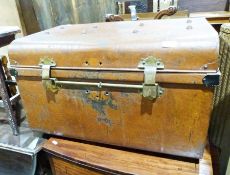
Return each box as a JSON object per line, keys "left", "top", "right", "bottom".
{"left": 0, "top": 0, "right": 23, "bottom": 32}
{"left": 0, "top": 0, "right": 23, "bottom": 56}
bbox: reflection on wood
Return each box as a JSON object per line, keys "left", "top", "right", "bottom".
{"left": 190, "top": 11, "right": 230, "bottom": 25}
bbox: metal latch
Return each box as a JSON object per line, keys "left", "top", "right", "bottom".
{"left": 138, "top": 56, "right": 164, "bottom": 100}
{"left": 39, "top": 57, "right": 58, "bottom": 93}
{"left": 40, "top": 56, "right": 164, "bottom": 100}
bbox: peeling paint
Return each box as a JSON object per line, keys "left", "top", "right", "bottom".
{"left": 120, "top": 92, "right": 129, "bottom": 97}
{"left": 66, "top": 89, "right": 117, "bottom": 126}
{"left": 97, "top": 117, "right": 112, "bottom": 126}
{"left": 82, "top": 91, "right": 117, "bottom": 126}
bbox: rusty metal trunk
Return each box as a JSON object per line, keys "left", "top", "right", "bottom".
{"left": 8, "top": 18, "right": 219, "bottom": 158}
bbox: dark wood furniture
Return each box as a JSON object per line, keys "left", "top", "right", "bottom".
{"left": 0, "top": 27, "right": 20, "bottom": 47}
{"left": 43, "top": 137, "right": 213, "bottom": 175}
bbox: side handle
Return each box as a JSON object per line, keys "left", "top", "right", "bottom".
{"left": 154, "top": 6, "right": 177, "bottom": 19}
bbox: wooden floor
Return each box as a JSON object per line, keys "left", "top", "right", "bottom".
{"left": 43, "top": 138, "right": 213, "bottom": 175}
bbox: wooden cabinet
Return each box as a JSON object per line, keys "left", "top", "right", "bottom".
{"left": 44, "top": 138, "right": 213, "bottom": 175}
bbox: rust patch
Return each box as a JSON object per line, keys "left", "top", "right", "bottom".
{"left": 120, "top": 92, "right": 129, "bottom": 97}
{"left": 82, "top": 91, "right": 117, "bottom": 126}
{"left": 66, "top": 89, "right": 117, "bottom": 126}
{"left": 97, "top": 117, "right": 112, "bottom": 126}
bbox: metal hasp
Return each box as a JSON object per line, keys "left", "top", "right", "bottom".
{"left": 0, "top": 56, "right": 19, "bottom": 135}
{"left": 138, "top": 56, "right": 164, "bottom": 100}
{"left": 40, "top": 57, "right": 164, "bottom": 100}
{"left": 39, "top": 57, "right": 58, "bottom": 93}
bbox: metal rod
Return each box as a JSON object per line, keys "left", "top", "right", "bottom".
{"left": 10, "top": 65, "right": 218, "bottom": 74}
{"left": 10, "top": 93, "right": 20, "bottom": 104}
{"left": 55, "top": 80, "right": 143, "bottom": 89}
{"left": 0, "top": 94, "right": 20, "bottom": 108}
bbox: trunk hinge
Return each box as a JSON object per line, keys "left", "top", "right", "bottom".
{"left": 138, "top": 56, "right": 164, "bottom": 100}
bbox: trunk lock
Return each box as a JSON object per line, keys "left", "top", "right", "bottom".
{"left": 39, "top": 57, "right": 59, "bottom": 93}
{"left": 138, "top": 56, "right": 164, "bottom": 100}
{"left": 39, "top": 56, "right": 164, "bottom": 100}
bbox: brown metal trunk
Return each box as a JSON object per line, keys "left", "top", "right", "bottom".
{"left": 8, "top": 18, "right": 219, "bottom": 158}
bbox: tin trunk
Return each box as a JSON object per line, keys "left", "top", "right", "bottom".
{"left": 8, "top": 18, "right": 219, "bottom": 158}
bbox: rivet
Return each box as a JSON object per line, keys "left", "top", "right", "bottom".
{"left": 98, "top": 82, "right": 102, "bottom": 88}
{"left": 85, "top": 90, "right": 90, "bottom": 94}
{"left": 81, "top": 30, "right": 87, "bottom": 34}
{"left": 204, "top": 64, "right": 208, "bottom": 69}
{"left": 139, "top": 22, "right": 144, "bottom": 27}
{"left": 186, "top": 25, "right": 193, "bottom": 30}
{"left": 187, "top": 19, "right": 192, "bottom": 23}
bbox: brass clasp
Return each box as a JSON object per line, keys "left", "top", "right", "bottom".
{"left": 138, "top": 56, "right": 164, "bottom": 100}
{"left": 39, "top": 57, "right": 59, "bottom": 93}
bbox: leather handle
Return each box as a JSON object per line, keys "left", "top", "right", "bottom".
{"left": 154, "top": 6, "right": 177, "bottom": 19}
